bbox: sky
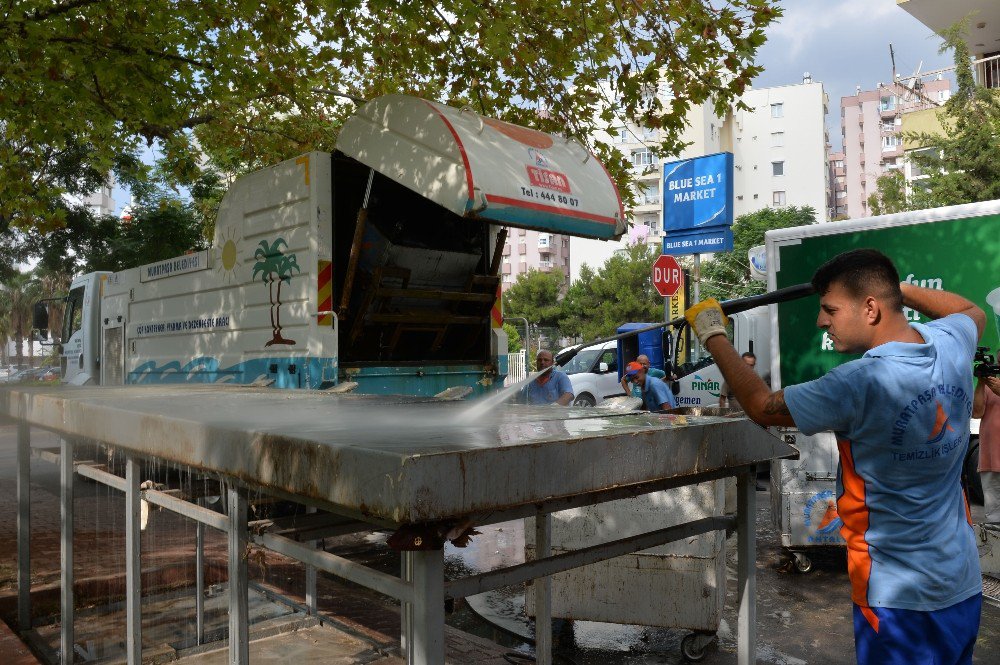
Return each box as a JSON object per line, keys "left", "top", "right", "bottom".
{"left": 752, "top": 0, "right": 953, "bottom": 151}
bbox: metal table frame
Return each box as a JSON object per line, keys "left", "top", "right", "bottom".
{"left": 16, "top": 425, "right": 761, "bottom": 665}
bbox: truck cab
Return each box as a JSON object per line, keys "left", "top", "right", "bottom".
{"left": 60, "top": 272, "right": 110, "bottom": 385}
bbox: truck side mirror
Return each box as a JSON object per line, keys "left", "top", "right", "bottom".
{"left": 32, "top": 302, "right": 49, "bottom": 340}
{"left": 598, "top": 362, "right": 609, "bottom": 373}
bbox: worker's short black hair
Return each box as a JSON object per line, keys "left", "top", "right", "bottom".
{"left": 811, "top": 248, "right": 902, "bottom": 311}
{"left": 741, "top": 352, "right": 756, "bottom": 360}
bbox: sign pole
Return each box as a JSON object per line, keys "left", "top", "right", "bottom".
{"left": 693, "top": 253, "right": 701, "bottom": 358}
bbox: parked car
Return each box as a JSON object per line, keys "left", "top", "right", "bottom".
{"left": 38, "top": 367, "right": 60, "bottom": 382}
{"left": 8, "top": 368, "right": 40, "bottom": 383}
{"left": 559, "top": 340, "right": 626, "bottom": 407}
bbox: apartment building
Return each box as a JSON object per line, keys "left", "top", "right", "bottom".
{"left": 570, "top": 77, "right": 829, "bottom": 280}
{"left": 828, "top": 151, "right": 847, "bottom": 219}
{"left": 840, "top": 79, "right": 950, "bottom": 218}
{"left": 730, "top": 78, "right": 830, "bottom": 221}
{"left": 499, "top": 229, "right": 572, "bottom": 291}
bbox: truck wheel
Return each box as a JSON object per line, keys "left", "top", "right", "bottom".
{"left": 793, "top": 552, "right": 813, "bottom": 574}
{"left": 573, "top": 393, "right": 596, "bottom": 407}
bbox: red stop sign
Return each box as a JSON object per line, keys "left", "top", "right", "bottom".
{"left": 652, "top": 255, "right": 684, "bottom": 297}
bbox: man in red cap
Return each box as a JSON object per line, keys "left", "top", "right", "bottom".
{"left": 624, "top": 361, "right": 677, "bottom": 412}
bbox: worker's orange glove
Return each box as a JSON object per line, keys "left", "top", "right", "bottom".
{"left": 685, "top": 298, "right": 729, "bottom": 346}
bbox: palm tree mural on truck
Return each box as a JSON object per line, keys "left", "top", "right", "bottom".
{"left": 252, "top": 238, "right": 301, "bottom": 347}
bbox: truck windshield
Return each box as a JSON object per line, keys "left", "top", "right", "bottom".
{"left": 562, "top": 348, "right": 602, "bottom": 375}
{"left": 63, "top": 286, "right": 85, "bottom": 342}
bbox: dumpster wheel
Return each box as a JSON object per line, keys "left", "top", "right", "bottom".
{"left": 681, "top": 631, "right": 715, "bottom": 662}
{"left": 793, "top": 552, "right": 813, "bottom": 574}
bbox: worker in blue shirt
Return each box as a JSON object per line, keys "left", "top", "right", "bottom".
{"left": 686, "top": 248, "right": 985, "bottom": 665}
{"left": 624, "top": 361, "right": 676, "bottom": 412}
{"left": 523, "top": 349, "right": 573, "bottom": 405}
{"left": 621, "top": 354, "right": 667, "bottom": 399}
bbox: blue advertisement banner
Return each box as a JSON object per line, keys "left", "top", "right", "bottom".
{"left": 662, "top": 227, "right": 734, "bottom": 256}
{"left": 661, "top": 152, "right": 734, "bottom": 233}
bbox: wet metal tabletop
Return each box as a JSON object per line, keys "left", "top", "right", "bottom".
{"left": 0, "top": 384, "right": 792, "bottom": 525}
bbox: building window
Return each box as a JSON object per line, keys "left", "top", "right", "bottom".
{"left": 879, "top": 95, "right": 896, "bottom": 112}
{"left": 631, "top": 148, "right": 657, "bottom": 168}
{"left": 836, "top": 190, "right": 847, "bottom": 199}
{"left": 772, "top": 161, "right": 784, "bottom": 176}
{"left": 771, "top": 132, "right": 784, "bottom": 147}
{"left": 835, "top": 160, "right": 844, "bottom": 168}
{"left": 772, "top": 191, "right": 786, "bottom": 206}
{"left": 770, "top": 103, "right": 783, "bottom": 118}
{"left": 882, "top": 135, "right": 902, "bottom": 150}
{"left": 615, "top": 126, "right": 628, "bottom": 143}
{"left": 639, "top": 182, "right": 659, "bottom": 205}
{"left": 642, "top": 127, "right": 657, "bottom": 140}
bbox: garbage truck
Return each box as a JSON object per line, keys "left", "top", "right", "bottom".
{"left": 37, "top": 94, "right": 625, "bottom": 395}
{"left": 765, "top": 200, "right": 1000, "bottom": 572}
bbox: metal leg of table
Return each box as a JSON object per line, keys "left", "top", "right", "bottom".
{"left": 305, "top": 505, "right": 317, "bottom": 615}
{"left": 60, "top": 438, "right": 74, "bottom": 665}
{"left": 16, "top": 419, "right": 30, "bottom": 631}
{"left": 534, "top": 514, "right": 553, "bottom": 665}
{"left": 736, "top": 470, "right": 757, "bottom": 665}
{"left": 408, "top": 549, "right": 445, "bottom": 665}
{"left": 228, "top": 487, "right": 249, "bottom": 664}
{"left": 401, "top": 551, "right": 412, "bottom": 661}
{"left": 125, "top": 456, "right": 142, "bottom": 664}
{"left": 196, "top": 501, "right": 205, "bottom": 645}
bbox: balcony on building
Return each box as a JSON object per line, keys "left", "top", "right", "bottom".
{"left": 538, "top": 259, "right": 554, "bottom": 271}
{"left": 879, "top": 95, "right": 897, "bottom": 117}
{"left": 977, "top": 53, "right": 1000, "bottom": 89}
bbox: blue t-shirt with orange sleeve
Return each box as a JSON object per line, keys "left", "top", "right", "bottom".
{"left": 784, "top": 314, "right": 981, "bottom": 611}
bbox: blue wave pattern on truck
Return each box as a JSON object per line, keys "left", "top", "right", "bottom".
{"left": 129, "top": 356, "right": 335, "bottom": 390}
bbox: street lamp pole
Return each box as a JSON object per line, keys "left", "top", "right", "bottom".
{"left": 503, "top": 317, "right": 530, "bottom": 360}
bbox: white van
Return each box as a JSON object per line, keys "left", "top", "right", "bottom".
{"left": 560, "top": 341, "right": 626, "bottom": 407}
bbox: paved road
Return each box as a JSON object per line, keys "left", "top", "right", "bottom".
{"left": 1, "top": 423, "right": 998, "bottom": 664}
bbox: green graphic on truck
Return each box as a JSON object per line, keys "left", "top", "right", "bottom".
{"left": 772, "top": 212, "right": 1000, "bottom": 388}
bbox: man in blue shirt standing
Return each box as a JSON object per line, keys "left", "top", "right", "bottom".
{"left": 685, "top": 249, "right": 985, "bottom": 665}
{"left": 624, "top": 361, "right": 676, "bottom": 412}
{"left": 524, "top": 349, "right": 573, "bottom": 405}
{"left": 621, "top": 354, "right": 668, "bottom": 399}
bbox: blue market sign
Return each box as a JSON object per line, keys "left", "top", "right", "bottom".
{"left": 662, "top": 228, "right": 734, "bottom": 256}
{"left": 661, "top": 152, "right": 734, "bottom": 232}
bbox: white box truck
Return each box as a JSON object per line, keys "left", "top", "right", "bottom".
{"left": 765, "top": 200, "right": 1000, "bottom": 572}
{"left": 45, "top": 95, "right": 625, "bottom": 396}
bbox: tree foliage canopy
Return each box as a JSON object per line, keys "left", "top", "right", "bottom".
{"left": 2, "top": 0, "right": 780, "bottom": 233}
{"left": 561, "top": 243, "right": 662, "bottom": 339}
{"left": 698, "top": 205, "right": 816, "bottom": 302}
{"left": 868, "top": 22, "right": 1000, "bottom": 215}
{"left": 502, "top": 268, "right": 567, "bottom": 330}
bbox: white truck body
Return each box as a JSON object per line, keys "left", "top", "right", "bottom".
{"left": 57, "top": 95, "right": 625, "bottom": 395}
{"left": 673, "top": 308, "right": 771, "bottom": 406}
